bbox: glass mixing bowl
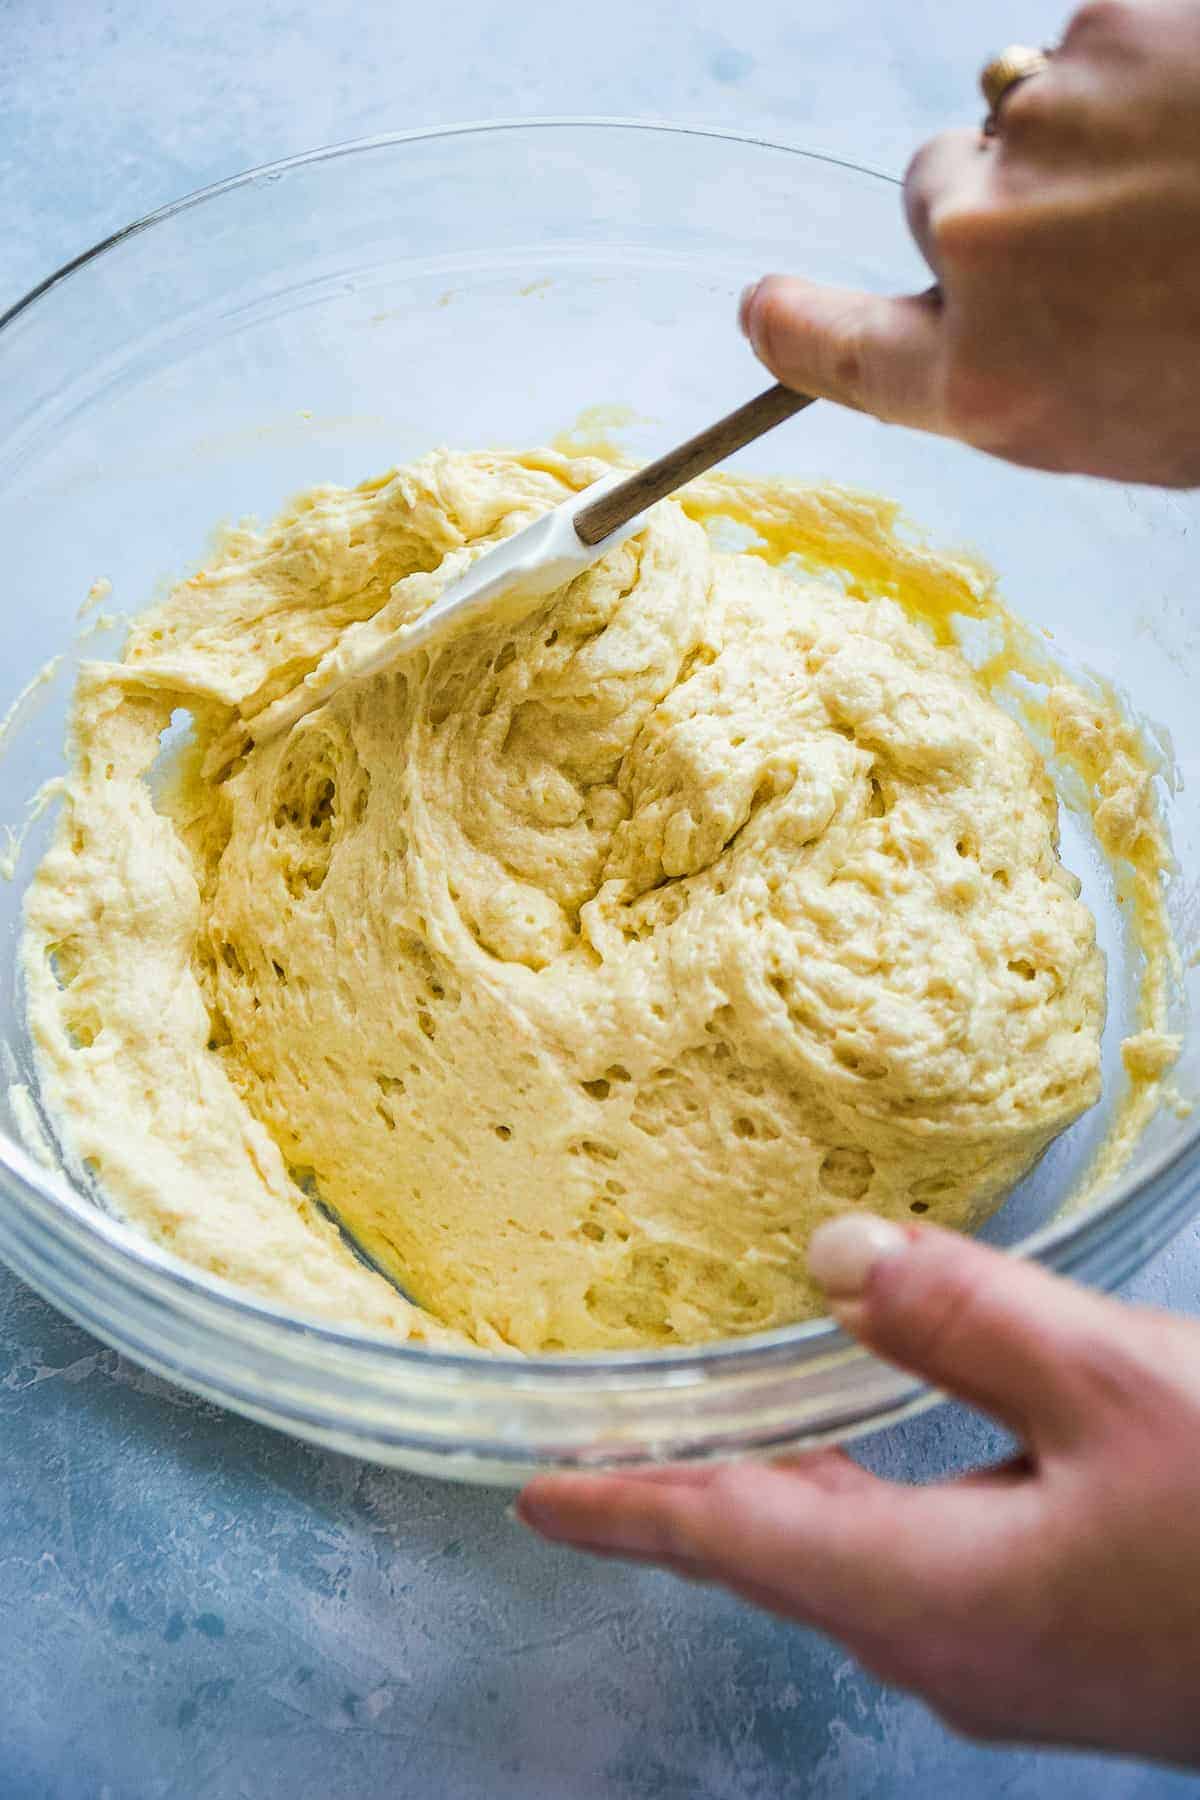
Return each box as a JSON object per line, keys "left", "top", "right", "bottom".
{"left": 0, "top": 121, "right": 1196, "bottom": 1484}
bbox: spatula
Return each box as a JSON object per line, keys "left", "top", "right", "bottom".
{"left": 254, "top": 382, "right": 813, "bottom": 741}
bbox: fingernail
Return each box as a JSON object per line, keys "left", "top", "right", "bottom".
{"left": 808, "top": 1215, "right": 908, "bottom": 1299}
{"left": 738, "top": 279, "right": 763, "bottom": 347}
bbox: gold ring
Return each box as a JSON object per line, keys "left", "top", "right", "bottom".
{"left": 980, "top": 44, "right": 1051, "bottom": 135}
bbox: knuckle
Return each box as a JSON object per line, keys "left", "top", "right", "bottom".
{"left": 902, "top": 134, "right": 942, "bottom": 211}
{"left": 904, "top": 131, "right": 982, "bottom": 256}
{"left": 1064, "top": 0, "right": 1138, "bottom": 48}
{"left": 995, "top": 73, "right": 1059, "bottom": 143}
{"left": 901, "top": 140, "right": 928, "bottom": 197}
{"left": 760, "top": 289, "right": 870, "bottom": 405}
{"left": 994, "top": 62, "right": 1099, "bottom": 158}
{"left": 825, "top": 306, "right": 879, "bottom": 407}
{"left": 903, "top": 180, "right": 932, "bottom": 252}
{"left": 829, "top": 339, "right": 867, "bottom": 404}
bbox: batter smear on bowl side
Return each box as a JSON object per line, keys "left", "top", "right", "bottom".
{"left": 23, "top": 449, "right": 1174, "bottom": 1351}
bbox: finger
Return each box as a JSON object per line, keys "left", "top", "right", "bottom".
{"left": 519, "top": 1444, "right": 1017, "bottom": 1548}
{"left": 739, "top": 276, "right": 945, "bottom": 429}
{"left": 519, "top": 1454, "right": 1036, "bottom": 1642}
{"left": 546, "top": 1538, "right": 716, "bottom": 1583}
{"left": 518, "top": 1453, "right": 879, "bottom": 1565}
{"left": 586, "top": 1463, "right": 721, "bottom": 1489}
{"left": 904, "top": 128, "right": 992, "bottom": 275}
{"left": 520, "top": 1446, "right": 863, "bottom": 1531}
{"left": 1057, "top": 0, "right": 1146, "bottom": 63}
{"left": 808, "top": 1214, "right": 1135, "bottom": 1450}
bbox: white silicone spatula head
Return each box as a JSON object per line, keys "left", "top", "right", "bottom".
{"left": 252, "top": 383, "right": 813, "bottom": 744}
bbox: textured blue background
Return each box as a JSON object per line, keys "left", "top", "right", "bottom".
{"left": 3, "top": 1, "right": 1200, "bottom": 1793}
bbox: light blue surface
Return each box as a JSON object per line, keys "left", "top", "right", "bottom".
{"left": 3, "top": 2, "right": 1200, "bottom": 1794}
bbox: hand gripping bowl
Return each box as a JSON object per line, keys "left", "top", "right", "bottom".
{"left": 0, "top": 122, "right": 1197, "bottom": 1484}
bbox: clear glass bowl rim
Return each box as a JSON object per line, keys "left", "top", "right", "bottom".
{"left": 0, "top": 115, "right": 1196, "bottom": 1401}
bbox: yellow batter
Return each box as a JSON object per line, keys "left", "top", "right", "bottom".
{"left": 22, "top": 449, "right": 1120, "bottom": 1350}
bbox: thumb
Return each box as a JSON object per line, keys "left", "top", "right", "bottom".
{"left": 739, "top": 275, "right": 944, "bottom": 429}
{"left": 808, "top": 1214, "right": 1131, "bottom": 1451}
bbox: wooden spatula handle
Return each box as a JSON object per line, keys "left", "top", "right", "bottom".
{"left": 573, "top": 383, "right": 816, "bottom": 547}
